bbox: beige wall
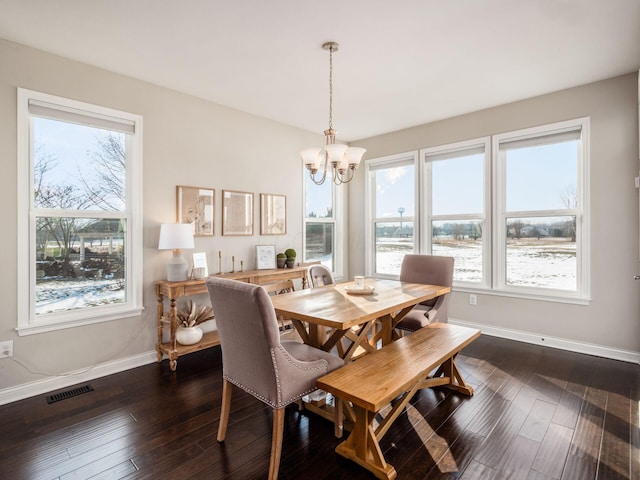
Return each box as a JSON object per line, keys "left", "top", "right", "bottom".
{"left": 1, "top": 38, "right": 637, "bottom": 397}
{"left": 0, "top": 39, "right": 324, "bottom": 391}
{"left": 349, "top": 73, "right": 640, "bottom": 355}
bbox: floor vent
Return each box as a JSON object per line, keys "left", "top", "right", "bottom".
{"left": 46, "top": 384, "right": 94, "bottom": 404}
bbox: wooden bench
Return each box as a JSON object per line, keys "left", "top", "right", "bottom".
{"left": 316, "top": 323, "right": 481, "bottom": 480}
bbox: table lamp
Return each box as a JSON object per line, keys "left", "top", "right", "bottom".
{"left": 158, "top": 223, "right": 194, "bottom": 281}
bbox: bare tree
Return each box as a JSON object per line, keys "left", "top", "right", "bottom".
{"left": 79, "top": 133, "right": 126, "bottom": 211}
{"left": 34, "top": 147, "right": 91, "bottom": 276}
{"left": 452, "top": 223, "right": 465, "bottom": 240}
{"left": 560, "top": 186, "right": 578, "bottom": 210}
{"left": 509, "top": 221, "right": 525, "bottom": 239}
{"left": 559, "top": 186, "right": 577, "bottom": 241}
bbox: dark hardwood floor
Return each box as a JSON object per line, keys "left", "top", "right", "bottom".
{"left": 1, "top": 334, "right": 638, "bottom": 479}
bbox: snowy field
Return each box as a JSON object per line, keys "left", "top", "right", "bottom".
{"left": 377, "top": 237, "right": 576, "bottom": 291}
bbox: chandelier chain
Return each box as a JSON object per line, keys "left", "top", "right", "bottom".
{"left": 328, "top": 45, "right": 333, "bottom": 130}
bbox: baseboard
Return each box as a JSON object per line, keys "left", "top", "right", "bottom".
{"left": 0, "top": 350, "right": 157, "bottom": 406}
{"left": 3, "top": 321, "right": 638, "bottom": 406}
{"left": 450, "top": 318, "right": 640, "bottom": 365}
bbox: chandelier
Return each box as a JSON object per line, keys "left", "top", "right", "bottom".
{"left": 300, "top": 42, "right": 366, "bottom": 185}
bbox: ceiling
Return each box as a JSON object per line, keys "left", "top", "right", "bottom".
{"left": 1, "top": 0, "right": 638, "bottom": 141}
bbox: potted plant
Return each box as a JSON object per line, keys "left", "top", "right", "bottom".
{"left": 174, "top": 301, "right": 214, "bottom": 345}
{"left": 284, "top": 248, "right": 296, "bottom": 268}
{"left": 276, "top": 252, "right": 287, "bottom": 269}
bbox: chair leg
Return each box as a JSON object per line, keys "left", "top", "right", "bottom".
{"left": 217, "top": 379, "right": 232, "bottom": 442}
{"left": 269, "top": 408, "right": 285, "bottom": 480}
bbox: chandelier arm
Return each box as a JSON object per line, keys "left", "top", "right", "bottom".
{"left": 335, "top": 167, "right": 354, "bottom": 185}
{"left": 315, "top": 163, "right": 328, "bottom": 185}
{"left": 332, "top": 167, "right": 339, "bottom": 185}
{"left": 310, "top": 170, "right": 326, "bottom": 186}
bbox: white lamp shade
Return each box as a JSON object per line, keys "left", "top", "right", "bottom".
{"left": 158, "top": 223, "right": 194, "bottom": 250}
{"left": 325, "top": 143, "right": 348, "bottom": 166}
{"left": 300, "top": 148, "right": 322, "bottom": 170}
{"left": 346, "top": 147, "right": 366, "bottom": 167}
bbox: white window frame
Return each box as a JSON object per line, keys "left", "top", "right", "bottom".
{"left": 420, "top": 137, "right": 492, "bottom": 289}
{"left": 17, "top": 88, "right": 144, "bottom": 335}
{"left": 492, "top": 118, "right": 590, "bottom": 302}
{"left": 363, "top": 119, "right": 590, "bottom": 304}
{"left": 364, "top": 151, "right": 420, "bottom": 278}
{"left": 302, "top": 173, "right": 344, "bottom": 279}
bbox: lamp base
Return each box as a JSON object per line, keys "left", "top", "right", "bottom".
{"left": 167, "top": 250, "right": 189, "bottom": 281}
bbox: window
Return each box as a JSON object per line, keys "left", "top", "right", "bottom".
{"left": 421, "top": 138, "right": 490, "bottom": 286}
{"left": 365, "top": 118, "right": 589, "bottom": 303}
{"left": 365, "top": 152, "right": 418, "bottom": 277}
{"left": 494, "top": 119, "right": 589, "bottom": 298}
{"left": 304, "top": 175, "right": 336, "bottom": 272}
{"left": 17, "top": 89, "right": 143, "bottom": 334}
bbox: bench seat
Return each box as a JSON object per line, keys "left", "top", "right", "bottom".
{"left": 317, "top": 323, "right": 480, "bottom": 480}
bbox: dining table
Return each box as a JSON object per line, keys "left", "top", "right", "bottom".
{"left": 270, "top": 277, "right": 452, "bottom": 362}
{"left": 270, "top": 277, "right": 451, "bottom": 436}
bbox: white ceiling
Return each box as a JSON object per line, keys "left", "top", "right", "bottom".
{"left": 1, "top": 0, "right": 638, "bottom": 141}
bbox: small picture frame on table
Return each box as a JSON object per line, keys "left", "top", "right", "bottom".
{"left": 256, "top": 245, "right": 276, "bottom": 270}
{"left": 192, "top": 252, "right": 208, "bottom": 279}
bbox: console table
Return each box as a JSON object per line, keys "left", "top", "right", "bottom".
{"left": 155, "top": 266, "right": 309, "bottom": 371}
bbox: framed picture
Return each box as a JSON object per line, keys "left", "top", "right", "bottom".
{"left": 260, "top": 193, "right": 287, "bottom": 235}
{"left": 192, "top": 252, "right": 208, "bottom": 277}
{"left": 176, "top": 185, "right": 215, "bottom": 236}
{"left": 222, "top": 190, "right": 253, "bottom": 236}
{"left": 256, "top": 245, "right": 276, "bottom": 270}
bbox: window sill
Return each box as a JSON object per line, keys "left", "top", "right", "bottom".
{"left": 16, "top": 306, "right": 145, "bottom": 336}
{"left": 453, "top": 286, "right": 590, "bottom": 306}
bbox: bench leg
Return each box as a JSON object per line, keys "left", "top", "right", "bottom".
{"left": 336, "top": 406, "right": 397, "bottom": 480}
{"left": 422, "top": 355, "right": 474, "bottom": 396}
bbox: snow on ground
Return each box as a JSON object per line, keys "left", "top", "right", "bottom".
{"left": 36, "top": 278, "right": 125, "bottom": 315}
{"left": 378, "top": 237, "right": 576, "bottom": 291}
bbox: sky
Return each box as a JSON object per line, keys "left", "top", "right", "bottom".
{"left": 368, "top": 140, "right": 578, "bottom": 219}
{"left": 34, "top": 117, "right": 126, "bottom": 211}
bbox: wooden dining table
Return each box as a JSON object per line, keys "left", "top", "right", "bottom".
{"left": 270, "top": 278, "right": 451, "bottom": 362}
{"left": 270, "top": 277, "right": 451, "bottom": 436}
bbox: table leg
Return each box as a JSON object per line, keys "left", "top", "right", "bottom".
{"left": 373, "top": 305, "right": 415, "bottom": 347}
{"left": 156, "top": 291, "right": 164, "bottom": 363}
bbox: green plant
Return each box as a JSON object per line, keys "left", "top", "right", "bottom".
{"left": 284, "top": 248, "right": 296, "bottom": 259}
{"left": 276, "top": 252, "right": 286, "bottom": 259}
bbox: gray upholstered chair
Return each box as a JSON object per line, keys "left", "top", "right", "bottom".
{"left": 308, "top": 264, "right": 335, "bottom": 287}
{"left": 206, "top": 277, "right": 343, "bottom": 480}
{"left": 395, "top": 254, "right": 454, "bottom": 332}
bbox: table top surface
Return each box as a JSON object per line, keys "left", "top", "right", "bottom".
{"left": 270, "top": 278, "right": 450, "bottom": 329}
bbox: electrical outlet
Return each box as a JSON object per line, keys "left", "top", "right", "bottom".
{"left": 0, "top": 340, "right": 13, "bottom": 358}
{"left": 469, "top": 294, "right": 477, "bottom": 306}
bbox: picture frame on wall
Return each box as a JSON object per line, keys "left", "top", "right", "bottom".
{"left": 260, "top": 193, "right": 286, "bottom": 235}
{"left": 256, "top": 245, "right": 276, "bottom": 270}
{"left": 176, "top": 185, "right": 215, "bottom": 236}
{"left": 222, "top": 190, "right": 253, "bottom": 236}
